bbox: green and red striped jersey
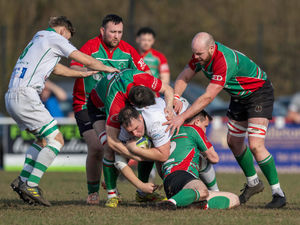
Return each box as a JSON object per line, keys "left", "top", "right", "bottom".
{"left": 140, "top": 48, "right": 169, "bottom": 79}
{"left": 71, "top": 35, "right": 150, "bottom": 112}
{"left": 189, "top": 42, "right": 267, "bottom": 98}
{"left": 90, "top": 69, "right": 162, "bottom": 129}
{"left": 162, "top": 124, "right": 212, "bottom": 179}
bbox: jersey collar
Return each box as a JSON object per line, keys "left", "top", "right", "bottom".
{"left": 140, "top": 48, "right": 153, "bottom": 58}
{"left": 46, "top": 27, "right": 56, "bottom": 33}
{"left": 204, "top": 43, "right": 218, "bottom": 71}
{"left": 98, "top": 35, "right": 120, "bottom": 58}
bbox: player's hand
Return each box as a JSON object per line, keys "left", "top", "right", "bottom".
{"left": 173, "top": 98, "right": 183, "bottom": 114}
{"left": 104, "top": 66, "right": 120, "bottom": 73}
{"left": 139, "top": 182, "right": 156, "bottom": 193}
{"left": 164, "top": 106, "right": 174, "bottom": 121}
{"left": 80, "top": 70, "right": 99, "bottom": 77}
{"left": 162, "top": 114, "right": 185, "bottom": 135}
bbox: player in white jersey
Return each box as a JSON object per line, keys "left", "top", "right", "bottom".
{"left": 5, "top": 16, "right": 119, "bottom": 206}
{"left": 115, "top": 92, "right": 219, "bottom": 196}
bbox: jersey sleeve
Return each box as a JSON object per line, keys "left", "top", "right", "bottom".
{"left": 188, "top": 54, "right": 201, "bottom": 72}
{"left": 210, "top": 52, "right": 228, "bottom": 86}
{"left": 187, "top": 125, "right": 212, "bottom": 152}
{"left": 118, "top": 127, "right": 133, "bottom": 143}
{"left": 51, "top": 35, "right": 77, "bottom": 58}
{"left": 157, "top": 52, "right": 170, "bottom": 73}
{"left": 69, "top": 40, "right": 93, "bottom": 67}
{"left": 133, "top": 73, "right": 162, "bottom": 93}
{"left": 126, "top": 44, "right": 150, "bottom": 72}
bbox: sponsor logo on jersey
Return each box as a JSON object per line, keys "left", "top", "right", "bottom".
{"left": 138, "top": 58, "right": 147, "bottom": 70}
{"left": 212, "top": 75, "right": 223, "bottom": 81}
{"left": 152, "top": 78, "right": 158, "bottom": 90}
{"left": 93, "top": 73, "right": 102, "bottom": 81}
{"left": 110, "top": 114, "right": 119, "bottom": 123}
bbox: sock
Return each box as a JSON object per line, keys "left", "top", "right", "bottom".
{"left": 138, "top": 161, "right": 154, "bottom": 182}
{"left": 103, "top": 158, "right": 119, "bottom": 199}
{"left": 87, "top": 181, "right": 100, "bottom": 194}
{"left": 258, "top": 154, "right": 284, "bottom": 197}
{"left": 20, "top": 143, "right": 42, "bottom": 182}
{"left": 169, "top": 189, "right": 201, "bottom": 207}
{"left": 199, "top": 163, "right": 219, "bottom": 191}
{"left": 235, "top": 147, "right": 259, "bottom": 187}
{"left": 208, "top": 196, "right": 230, "bottom": 209}
{"left": 27, "top": 145, "right": 59, "bottom": 187}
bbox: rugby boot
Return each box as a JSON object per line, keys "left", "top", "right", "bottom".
{"left": 86, "top": 192, "right": 100, "bottom": 205}
{"left": 156, "top": 200, "right": 177, "bottom": 210}
{"left": 265, "top": 193, "right": 286, "bottom": 208}
{"left": 105, "top": 196, "right": 121, "bottom": 208}
{"left": 19, "top": 182, "right": 51, "bottom": 206}
{"left": 10, "top": 177, "right": 35, "bottom": 205}
{"left": 239, "top": 179, "right": 264, "bottom": 204}
{"left": 136, "top": 191, "right": 167, "bottom": 202}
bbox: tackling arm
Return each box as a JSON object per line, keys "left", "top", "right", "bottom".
{"left": 203, "top": 146, "right": 219, "bottom": 164}
{"left": 126, "top": 140, "right": 170, "bottom": 162}
{"left": 52, "top": 63, "right": 98, "bottom": 78}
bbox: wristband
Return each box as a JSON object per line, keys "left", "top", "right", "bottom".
{"left": 174, "top": 94, "right": 180, "bottom": 100}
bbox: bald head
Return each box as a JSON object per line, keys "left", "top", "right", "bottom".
{"left": 191, "top": 32, "right": 215, "bottom": 66}
{"left": 192, "top": 32, "right": 215, "bottom": 50}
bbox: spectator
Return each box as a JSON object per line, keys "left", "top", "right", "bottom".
{"left": 41, "top": 80, "right": 67, "bottom": 117}
{"left": 287, "top": 93, "right": 300, "bottom": 123}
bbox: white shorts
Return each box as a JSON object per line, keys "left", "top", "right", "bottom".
{"left": 5, "top": 87, "right": 54, "bottom": 131}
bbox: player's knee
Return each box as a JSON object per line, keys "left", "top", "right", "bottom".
{"left": 199, "top": 187, "right": 209, "bottom": 199}
{"left": 87, "top": 145, "right": 103, "bottom": 160}
{"left": 249, "top": 142, "right": 265, "bottom": 155}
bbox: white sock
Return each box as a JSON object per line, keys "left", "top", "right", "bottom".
{"left": 271, "top": 183, "right": 285, "bottom": 197}
{"left": 107, "top": 189, "right": 118, "bottom": 199}
{"left": 247, "top": 174, "right": 259, "bottom": 187}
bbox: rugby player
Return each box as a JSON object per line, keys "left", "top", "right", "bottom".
{"left": 136, "top": 27, "right": 170, "bottom": 84}
{"left": 87, "top": 68, "right": 174, "bottom": 207}
{"left": 70, "top": 14, "right": 151, "bottom": 205}
{"left": 117, "top": 105, "right": 237, "bottom": 210}
{"left": 159, "top": 110, "right": 239, "bottom": 210}
{"left": 165, "top": 32, "right": 286, "bottom": 208}
{"left": 6, "top": 16, "right": 119, "bottom": 206}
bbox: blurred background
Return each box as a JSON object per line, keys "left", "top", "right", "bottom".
{"left": 0, "top": 0, "right": 300, "bottom": 171}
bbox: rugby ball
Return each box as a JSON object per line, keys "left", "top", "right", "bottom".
{"left": 136, "top": 136, "right": 152, "bottom": 149}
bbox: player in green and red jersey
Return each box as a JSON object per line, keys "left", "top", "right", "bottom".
{"left": 87, "top": 68, "right": 174, "bottom": 207}
{"left": 136, "top": 27, "right": 170, "bottom": 84}
{"left": 165, "top": 32, "right": 286, "bottom": 208}
{"left": 160, "top": 110, "right": 240, "bottom": 210}
{"left": 70, "top": 15, "right": 151, "bottom": 205}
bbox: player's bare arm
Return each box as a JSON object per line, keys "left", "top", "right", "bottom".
{"left": 160, "top": 71, "right": 170, "bottom": 84}
{"left": 52, "top": 63, "right": 98, "bottom": 78}
{"left": 106, "top": 125, "right": 143, "bottom": 161}
{"left": 202, "top": 146, "right": 219, "bottom": 164}
{"left": 68, "top": 50, "right": 120, "bottom": 73}
{"left": 126, "top": 140, "right": 170, "bottom": 162}
{"left": 159, "top": 82, "right": 174, "bottom": 120}
{"left": 174, "top": 65, "right": 196, "bottom": 114}
{"left": 164, "top": 82, "right": 223, "bottom": 135}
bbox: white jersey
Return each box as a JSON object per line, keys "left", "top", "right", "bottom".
{"left": 8, "top": 28, "right": 77, "bottom": 93}
{"left": 119, "top": 97, "right": 190, "bottom": 147}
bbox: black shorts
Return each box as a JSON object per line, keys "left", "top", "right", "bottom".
{"left": 227, "top": 79, "right": 274, "bottom": 121}
{"left": 163, "top": 170, "right": 197, "bottom": 199}
{"left": 87, "top": 97, "right": 106, "bottom": 125}
{"left": 74, "top": 109, "right": 93, "bottom": 136}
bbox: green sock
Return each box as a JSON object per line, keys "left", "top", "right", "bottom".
{"left": 87, "top": 181, "right": 100, "bottom": 194}
{"left": 138, "top": 161, "right": 154, "bottom": 183}
{"left": 235, "top": 147, "right": 257, "bottom": 177}
{"left": 103, "top": 158, "right": 119, "bottom": 191}
{"left": 170, "top": 189, "right": 200, "bottom": 207}
{"left": 208, "top": 196, "right": 230, "bottom": 209}
{"left": 258, "top": 154, "right": 279, "bottom": 185}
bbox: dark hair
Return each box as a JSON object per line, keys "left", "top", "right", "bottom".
{"left": 48, "top": 16, "right": 75, "bottom": 36}
{"left": 102, "top": 14, "right": 123, "bottom": 28}
{"left": 185, "top": 110, "right": 212, "bottom": 124}
{"left": 118, "top": 105, "right": 140, "bottom": 127}
{"left": 136, "top": 27, "right": 156, "bottom": 38}
{"left": 128, "top": 86, "right": 155, "bottom": 108}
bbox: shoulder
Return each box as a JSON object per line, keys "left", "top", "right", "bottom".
{"left": 151, "top": 49, "right": 166, "bottom": 58}
{"left": 183, "top": 124, "right": 206, "bottom": 138}
{"left": 118, "top": 40, "right": 136, "bottom": 52}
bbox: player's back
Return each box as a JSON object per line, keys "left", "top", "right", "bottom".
{"left": 8, "top": 29, "right": 75, "bottom": 93}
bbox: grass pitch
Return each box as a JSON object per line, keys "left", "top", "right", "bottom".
{"left": 0, "top": 171, "right": 299, "bottom": 225}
